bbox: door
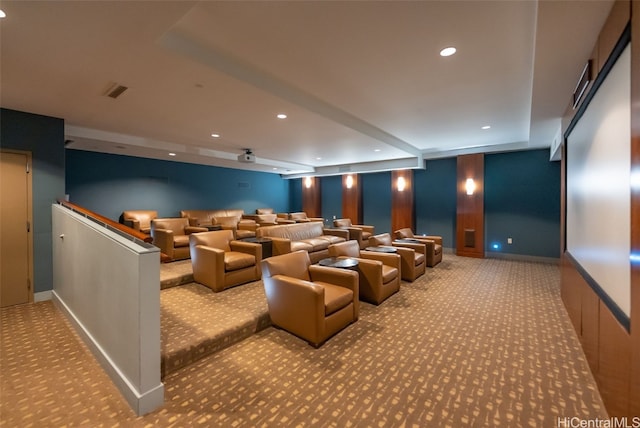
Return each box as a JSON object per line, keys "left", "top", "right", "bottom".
{"left": 1, "top": 151, "right": 32, "bottom": 307}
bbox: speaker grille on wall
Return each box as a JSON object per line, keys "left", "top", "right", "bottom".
{"left": 464, "top": 229, "right": 476, "bottom": 248}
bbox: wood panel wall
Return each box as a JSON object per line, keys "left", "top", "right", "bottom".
{"left": 301, "top": 177, "right": 321, "bottom": 218}
{"left": 560, "top": 0, "right": 637, "bottom": 417}
{"left": 456, "top": 154, "right": 484, "bottom": 258}
{"left": 391, "top": 169, "right": 414, "bottom": 233}
{"left": 342, "top": 174, "right": 362, "bottom": 224}
{"left": 630, "top": 0, "right": 640, "bottom": 416}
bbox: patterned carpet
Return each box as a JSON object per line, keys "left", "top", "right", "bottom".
{"left": 0, "top": 255, "right": 608, "bottom": 427}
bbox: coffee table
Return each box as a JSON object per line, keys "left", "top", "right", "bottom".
{"left": 364, "top": 246, "right": 397, "bottom": 253}
{"left": 318, "top": 257, "right": 359, "bottom": 269}
{"left": 239, "top": 237, "right": 273, "bottom": 258}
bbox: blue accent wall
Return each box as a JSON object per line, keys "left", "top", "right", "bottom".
{"left": 485, "top": 149, "right": 560, "bottom": 258}
{"left": 362, "top": 171, "right": 392, "bottom": 234}
{"left": 415, "top": 158, "right": 457, "bottom": 248}
{"left": 320, "top": 175, "right": 342, "bottom": 222}
{"left": 289, "top": 179, "right": 302, "bottom": 212}
{"left": 66, "top": 150, "right": 291, "bottom": 221}
{"left": 1, "top": 108, "right": 65, "bottom": 293}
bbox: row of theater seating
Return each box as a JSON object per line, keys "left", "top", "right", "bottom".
{"left": 185, "top": 225, "right": 443, "bottom": 347}
{"left": 119, "top": 208, "right": 326, "bottom": 260}
{"left": 121, "top": 209, "right": 443, "bottom": 346}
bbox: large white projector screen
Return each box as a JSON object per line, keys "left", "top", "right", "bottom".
{"left": 566, "top": 44, "right": 630, "bottom": 317}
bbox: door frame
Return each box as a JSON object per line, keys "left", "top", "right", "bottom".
{"left": 1, "top": 149, "right": 34, "bottom": 304}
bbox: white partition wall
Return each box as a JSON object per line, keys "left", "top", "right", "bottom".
{"left": 51, "top": 204, "right": 163, "bottom": 415}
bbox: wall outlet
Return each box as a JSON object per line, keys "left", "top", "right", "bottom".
{"left": 507, "top": 237, "right": 513, "bottom": 244}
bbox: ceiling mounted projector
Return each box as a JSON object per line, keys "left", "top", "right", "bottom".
{"left": 238, "top": 149, "right": 255, "bottom": 163}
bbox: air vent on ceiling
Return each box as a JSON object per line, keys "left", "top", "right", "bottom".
{"left": 104, "top": 83, "right": 128, "bottom": 99}
{"left": 338, "top": 165, "right": 352, "bottom": 172}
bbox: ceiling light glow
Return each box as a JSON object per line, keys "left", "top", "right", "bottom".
{"left": 481, "top": 125, "right": 491, "bottom": 130}
{"left": 277, "top": 113, "right": 287, "bottom": 119}
{"left": 211, "top": 133, "right": 220, "bottom": 138}
{"left": 440, "top": 47, "right": 456, "bottom": 57}
{"left": 169, "top": 152, "right": 176, "bottom": 156}
{"left": 0, "top": 10, "right": 6, "bottom": 18}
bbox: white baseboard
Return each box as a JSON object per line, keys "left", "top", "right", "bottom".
{"left": 34, "top": 290, "right": 52, "bottom": 302}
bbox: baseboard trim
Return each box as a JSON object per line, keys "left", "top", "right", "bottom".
{"left": 51, "top": 290, "right": 164, "bottom": 415}
{"left": 486, "top": 252, "right": 560, "bottom": 264}
{"left": 34, "top": 290, "right": 52, "bottom": 302}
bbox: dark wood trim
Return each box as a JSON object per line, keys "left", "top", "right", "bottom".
{"left": 302, "top": 177, "right": 321, "bottom": 218}
{"left": 391, "top": 170, "right": 414, "bottom": 233}
{"left": 342, "top": 174, "right": 362, "bottom": 224}
{"left": 629, "top": 0, "right": 640, "bottom": 416}
{"left": 456, "top": 154, "right": 484, "bottom": 258}
{"left": 57, "top": 199, "right": 153, "bottom": 243}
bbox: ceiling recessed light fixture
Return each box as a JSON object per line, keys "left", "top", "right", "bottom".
{"left": 440, "top": 47, "right": 457, "bottom": 57}
{"left": 481, "top": 125, "right": 491, "bottom": 130}
{"left": 211, "top": 133, "right": 220, "bottom": 138}
{"left": 0, "top": 10, "right": 6, "bottom": 18}
{"left": 276, "top": 113, "right": 287, "bottom": 119}
{"left": 374, "top": 149, "right": 381, "bottom": 152}
{"left": 168, "top": 152, "right": 176, "bottom": 156}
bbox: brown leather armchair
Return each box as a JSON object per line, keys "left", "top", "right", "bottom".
{"left": 213, "top": 216, "right": 257, "bottom": 239}
{"left": 260, "top": 250, "right": 359, "bottom": 347}
{"left": 328, "top": 240, "right": 400, "bottom": 305}
{"left": 189, "top": 230, "right": 262, "bottom": 292}
{"left": 368, "top": 233, "right": 426, "bottom": 282}
{"left": 120, "top": 210, "right": 158, "bottom": 234}
{"left": 333, "top": 218, "right": 375, "bottom": 249}
{"left": 151, "top": 218, "right": 208, "bottom": 261}
{"left": 394, "top": 228, "right": 443, "bottom": 267}
{"left": 288, "top": 212, "right": 324, "bottom": 223}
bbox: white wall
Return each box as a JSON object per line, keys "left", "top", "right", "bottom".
{"left": 51, "top": 204, "right": 163, "bottom": 415}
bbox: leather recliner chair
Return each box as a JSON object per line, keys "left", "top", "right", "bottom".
{"left": 260, "top": 250, "right": 359, "bottom": 347}
{"left": 288, "top": 212, "right": 324, "bottom": 223}
{"left": 189, "top": 230, "right": 262, "bottom": 292}
{"left": 151, "top": 218, "right": 208, "bottom": 261}
{"left": 368, "top": 233, "right": 426, "bottom": 282}
{"left": 333, "top": 218, "right": 375, "bottom": 249}
{"left": 120, "top": 210, "right": 158, "bottom": 234}
{"left": 394, "top": 228, "right": 443, "bottom": 267}
{"left": 328, "top": 240, "right": 400, "bottom": 305}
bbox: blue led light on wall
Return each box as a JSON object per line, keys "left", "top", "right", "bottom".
{"left": 491, "top": 242, "right": 501, "bottom": 251}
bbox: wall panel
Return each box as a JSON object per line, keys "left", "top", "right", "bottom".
{"left": 456, "top": 154, "right": 484, "bottom": 258}
{"left": 391, "top": 170, "right": 414, "bottom": 233}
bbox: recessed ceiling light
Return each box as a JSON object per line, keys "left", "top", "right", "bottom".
{"left": 481, "top": 125, "right": 491, "bottom": 130}
{"left": 211, "top": 133, "right": 220, "bottom": 138}
{"left": 440, "top": 47, "right": 457, "bottom": 57}
{"left": 273, "top": 167, "right": 278, "bottom": 170}
{"left": 168, "top": 152, "right": 176, "bottom": 156}
{"left": 0, "top": 10, "right": 6, "bottom": 18}
{"left": 277, "top": 113, "right": 287, "bottom": 119}
{"left": 316, "top": 157, "right": 322, "bottom": 160}
{"left": 374, "top": 149, "right": 381, "bottom": 152}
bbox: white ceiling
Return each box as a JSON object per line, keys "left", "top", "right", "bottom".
{"left": 0, "top": 1, "right": 614, "bottom": 177}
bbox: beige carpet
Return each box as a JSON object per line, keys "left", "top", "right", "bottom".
{"left": 0, "top": 255, "right": 608, "bottom": 426}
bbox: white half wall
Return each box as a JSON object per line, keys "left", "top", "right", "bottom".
{"left": 51, "top": 204, "right": 163, "bottom": 415}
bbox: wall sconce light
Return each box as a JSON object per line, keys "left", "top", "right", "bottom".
{"left": 396, "top": 176, "right": 406, "bottom": 192}
{"left": 304, "top": 176, "right": 313, "bottom": 189}
{"left": 345, "top": 175, "right": 354, "bottom": 189}
{"left": 465, "top": 178, "right": 476, "bottom": 195}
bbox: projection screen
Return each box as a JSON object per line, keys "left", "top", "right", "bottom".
{"left": 566, "top": 43, "right": 631, "bottom": 317}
